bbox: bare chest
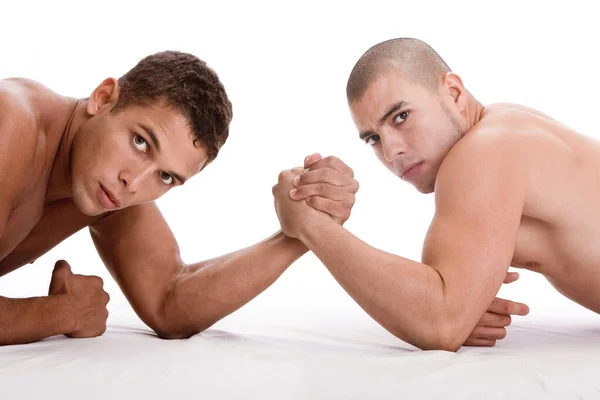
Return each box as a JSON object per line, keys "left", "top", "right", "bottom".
{"left": 0, "top": 193, "right": 100, "bottom": 277}
{"left": 0, "top": 184, "right": 47, "bottom": 263}
{"left": 511, "top": 213, "right": 600, "bottom": 312}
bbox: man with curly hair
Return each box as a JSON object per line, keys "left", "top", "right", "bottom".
{"left": 0, "top": 51, "right": 359, "bottom": 345}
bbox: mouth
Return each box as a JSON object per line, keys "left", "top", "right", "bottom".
{"left": 399, "top": 162, "right": 423, "bottom": 181}
{"left": 98, "top": 183, "right": 120, "bottom": 209}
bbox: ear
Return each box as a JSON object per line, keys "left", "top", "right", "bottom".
{"left": 441, "top": 72, "right": 466, "bottom": 107}
{"left": 86, "top": 77, "right": 120, "bottom": 116}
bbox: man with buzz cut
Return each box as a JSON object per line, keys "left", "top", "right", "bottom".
{"left": 273, "top": 37, "right": 600, "bottom": 351}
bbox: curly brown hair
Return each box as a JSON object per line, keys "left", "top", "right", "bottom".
{"left": 115, "top": 51, "right": 232, "bottom": 165}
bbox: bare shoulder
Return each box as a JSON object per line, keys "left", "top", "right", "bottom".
{"left": 0, "top": 79, "right": 38, "bottom": 134}
{"left": 438, "top": 103, "right": 562, "bottom": 185}
{"left": 434, "top": 110, "right": 539, "bottom": 205}
{"left": 0, "top": 80, "right": 42, "bottom": 206}
{"left": 484, "top": 102, "right": 556, "bottom": 121}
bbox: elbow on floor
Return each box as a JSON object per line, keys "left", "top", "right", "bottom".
{"left": 153, "top": 323, "right": 209, "bottom": 340}
{"left": 392, "top": 323, "right": 467, "bottom": 352}
{"left": 424, "top": 325, "right": 469, "bottom": 352}
{"left": 421, "top": 336, "right": 463, "bottom": 352}
{"left": 150, "top": 316, "right": 214, "bottom": 340}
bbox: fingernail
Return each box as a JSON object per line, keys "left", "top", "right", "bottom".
{"left": 290, "top": 189, "right": 297, "bottom": 197}
{"left": 293, "top": 176, "right": 300, "bottom": 186}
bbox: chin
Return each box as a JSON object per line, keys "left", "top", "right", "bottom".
{"left": 414, "top": 179, "right": 436, "bottom": 194}
{"left": 73, "top": 195, "right": 100, "bottom": 216}
{"left": 71, "top": 183, "right": 101, "bottom": 216}
{"left": 414, "top": 185, "right": 434, "bottom": 194}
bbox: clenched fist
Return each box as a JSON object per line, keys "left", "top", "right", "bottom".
{"left": 290, "top": 154, "right": 359, "bottom": 225}
{"left": 48, "top": 260, "right": 110, "bottom": 338}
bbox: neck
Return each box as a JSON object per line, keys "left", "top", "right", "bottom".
{"left": 45, "top": 99, "right": 90, "bottom": 203}
{"left": 465, "top": 93, "right": 485, "bottom": 130}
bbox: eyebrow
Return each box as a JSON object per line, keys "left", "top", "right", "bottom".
{"left": 137, "top": 123, "right": 187, "bottom": 184}
{"left": 358, "top": 101, "right": 406, "bottom": 140}
{"left": 139, "top": 123, "right": 161, "bottom": 151}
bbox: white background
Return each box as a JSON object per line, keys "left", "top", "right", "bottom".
{"left": 1, "top": 0, "right": 599, "bottom": 326}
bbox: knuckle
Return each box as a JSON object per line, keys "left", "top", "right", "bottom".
{"left": 344, "top": 203, "right": 352, "bottom": 216}
{"left": 323, "top": 155, "right": 336, "bottom": 165}
{"left": 333, "top": 202, "right": 345, "bottom": 215}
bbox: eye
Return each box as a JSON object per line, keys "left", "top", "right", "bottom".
{"left": 160, "top": 171, "right": 174, "bottom": 185}
{"left": 366, "top": 135, "right": 380, "bottom": 146}
{"left": 394, "top": 111, "right": 409, "bottom": 125}
{"left": 133, "top": 135, "right": 148, "bottom": 153}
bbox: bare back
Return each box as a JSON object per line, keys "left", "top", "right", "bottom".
{"left": 0, "top": 79, "right": 98, "bottom": 276}
{"left": 478, "top": 104, "right": 600, "bottom": 312}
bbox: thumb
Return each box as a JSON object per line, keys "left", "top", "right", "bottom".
{"left": 503, "top": 271, "right": 519, "bottom": 284}
{"left": 304, "top": 153, "right": 322, "bottom": 169}
{"left": 49, "top": 260, "right": 72, "bottom": 294}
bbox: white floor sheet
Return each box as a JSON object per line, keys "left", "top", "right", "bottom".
{"left": 1, "top": 256, "right": 600, "bottom": 400}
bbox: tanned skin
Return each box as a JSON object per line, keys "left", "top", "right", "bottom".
{"left": 0, "top": 77, "right": 358, "bottom": 345}
{"left": 272, "top": 67, "right": 600, "bottom": 351}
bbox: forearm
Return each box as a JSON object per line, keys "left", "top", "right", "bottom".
{"left": 297, "top": 219, "right": 458, "bottom": 351}
{"left": 158, "top": 231, "right": 308, "bottom": 338}
{"left": 0, "top": 295, "right": 73, "bottom": 346}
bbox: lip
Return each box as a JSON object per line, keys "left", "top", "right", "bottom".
{"left": 98, "top": 184, "right": 120, "bottom": 209}
{"left": 399, "top": 162, "right": 423, "bottom": 181}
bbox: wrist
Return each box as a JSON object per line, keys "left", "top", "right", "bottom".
{"left": 48, "top": 294, "right": 77, "bottom": 336}
{"left": 274, "top": 230, "right": 309, "bottom": 255}
{"left": 296, "top": 213, "right": 334, "bottom": 245}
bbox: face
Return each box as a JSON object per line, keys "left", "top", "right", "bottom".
{"left": 70, "top": 83, "right": 208, "bottom": 216}
{"left": 350, "top": 69, "right": 465, "bottom": 193}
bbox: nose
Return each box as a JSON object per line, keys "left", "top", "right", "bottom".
{"left": 380, "top": 132, "right": 407, "bottom": 163}
{"left": 118, "top": 163, "right": 155, "bottom": 193}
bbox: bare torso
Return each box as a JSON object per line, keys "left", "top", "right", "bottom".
{"left": 0, "top": 79, "right": 99, "bottom": 276}
{"left": 1, "top": 82, "right": 600, "bottom": 317}
{"left": 480, "top": 103, "right": 600, "bottom": 313}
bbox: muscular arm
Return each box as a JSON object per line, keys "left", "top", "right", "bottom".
{"left": 291, "top": 132, "right": 528, "bottom": 351}
{"left": 89, "top": 202, "right": 308, "bottom": 338}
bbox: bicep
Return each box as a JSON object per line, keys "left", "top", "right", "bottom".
{"left": 422, "top": 134, "right": 527, "bottom": 329}
{"left": 89, "top": 202, "right": 183, "bottom": 325}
